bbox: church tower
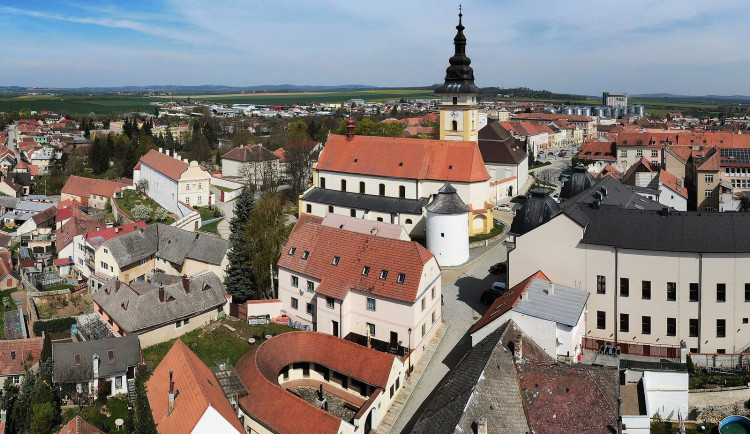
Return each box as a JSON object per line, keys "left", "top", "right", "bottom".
{"left": 436, "top": 7, "right": 481, "bottom": 142}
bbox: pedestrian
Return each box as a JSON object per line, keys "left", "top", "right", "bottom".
{"left": 441, "top": 294, "right": 444, "bottom": 305}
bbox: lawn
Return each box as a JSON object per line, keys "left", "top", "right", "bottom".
{"left": 115, "top": 190, "right": 175, "bottom": 225}
{"left": 469, "top": 223, "right": 505, "bottom": 243}
{"left": 198, "top": 206, "right": 222, "bottom": 221}
{"left": 214, "top": 185, "right": 235, "bottom": 192}
{"left": 199, "top": 220, "right": 220, "bottom": 234}
{"left": 142, "top": 317, "right": 294, "bottom": 377}
{"left": 61, "top": 394, "right": 132, "bottom": 433}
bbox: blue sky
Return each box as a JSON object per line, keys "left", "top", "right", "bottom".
{"left": 2, "top": 0, "right": 750, "bottom": 96}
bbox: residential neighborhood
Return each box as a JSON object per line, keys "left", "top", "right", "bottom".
{"left": 1, "top": 4, "right": 750, "bottom": 434}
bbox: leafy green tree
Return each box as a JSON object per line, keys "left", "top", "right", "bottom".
{"left": 152, "top": 207, "right": 168, "bottom": 222}
{"left": 224, "top": 187, "right": 257, "bottom": 302}
{"left": 30, "top": 402, "right": 57, "bottom": 434}
{"left": 134, "top": 370, "right": 158, "bottom": 433}
{"left": 189, "top": 131, "right": 212, "bottom": 163}
{"left": 354, "top": 118, "right": 376, "bottom": 136}
{"left": 245, "top": 195, "right": 286, "bottom": 299}
{"left": 286, "top": 120, "right": 311, "bottom": 143}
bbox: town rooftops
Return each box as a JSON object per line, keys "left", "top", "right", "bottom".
{"left": 82, "top": 221, "right": 148, "bottom": 251}
{"left": 560, "top": 176, "right": 664, "bottom": 224}
{"left": 52, "top": 334, "right": 141, "bottom": 383}
{"left": 279, "top": 220, "right": 436, "bottom": 303}
{"left": 0, "top": 337, "right": 44, "bottom": 376}
{"left": 147, "top": 339, "right": 244, "bottom": 433}
{"left": 61, "top": 175, "right": 127, "bottom": 199}
{"left": 658, "top": 169, "right": 688, "bottom": 198}
{"left": 91, "top": 272, "right": 227, "bottom": 333}
{"left": 235, "top": 331, "right": 399, "bottom": 434}
{"left": 222, "top": 143, "right": 279, "bottom": 163}
{"left": 320, "top": 212, "right": 409, "bottom": 240}
{"left": 57, "top": 416, "right": 104, "bottom": 434}
{"left": 477, "top": 120, "right": 527, "bottom": 165}
{"left": 302, "top": 188, "right": 428, "bottom": 215}
{"left": 101, "top": 223, "right": 228, "bottom": 268}
{"left": 316, "top": 134, "right": 490, "bottom": 183}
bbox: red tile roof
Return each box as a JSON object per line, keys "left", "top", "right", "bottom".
{"left": 0, "top": 337, "right": 44, "bottom": 375}
{"left": 235, "top": 331, "right": 398, "bottom": 434}
{"left": 470, "top": 271, "right": 549, "bottom": 334}
{"left": 61, "top": 176, "right": 127, "bottom": 202}
{"left": 81, "top": 222, "right": 147, "bottom": 249}
{"left": 221, "top": 144, "right": 279, "bottom": 163}
{"left": 658, "top": 170, "right": 688, "bottom": 198}
{"left": 316, "top": 134, "right": 489, "bottom": 183}
{"left": 513, "top": 113, "right": 593, "bottom": 123}
{"left": 57, "top": 416, "right": 104, "bottom": 434}
{"left": 138, "top": 149, "right": 189, "bottom": 181}
{"left": 279, "top": 221, "right": 436, "bottom": 303}
{"left": 577, "top": 141, "right": 616, "bottom": 161}
{"left": 290, "top": 213, "right": 324, "bottom": 236}
{"left": 146, "top": 339, "right": 244, "bottom": 433}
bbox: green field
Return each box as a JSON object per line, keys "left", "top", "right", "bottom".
{"left": 0, "top": 89, "right": 437, "bottom": 117}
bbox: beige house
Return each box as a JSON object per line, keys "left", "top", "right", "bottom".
{"left": 221, "top": 144, "right": 280, "bottom": 185}
{"left": 90, "top": 223, "right": 229, "bottom": 289}
{"left": 509, "top": 203, "right": 750, "bottom": 355}
{"left": 278, "top": 215, "right": 442, "bottom": 367}
{"left": 91, "top": 272, "right": 227, "bottom": 347}
{"left": 61, "top": 176, "right": 128, "bottom": 209}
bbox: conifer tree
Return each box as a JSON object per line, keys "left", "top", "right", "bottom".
{"left": 224, "top": 187, "right": 257, "bottom": 302}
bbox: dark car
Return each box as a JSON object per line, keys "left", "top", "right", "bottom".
{"left": 480, "top": 282, "right": 507, "bottom": 305}
{"left": 489, "top": 262, "right": 507, "bottom": 274}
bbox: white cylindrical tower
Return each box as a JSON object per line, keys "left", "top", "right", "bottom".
{"left": 426, "top": 182, "right": 469, "bottom": 267}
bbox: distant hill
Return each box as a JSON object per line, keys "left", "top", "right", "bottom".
{"left": 632, "top": 93, "right": 750, "bottom": 102}
{"left": 0, "top": 84, "right": 381, "bottom": 93}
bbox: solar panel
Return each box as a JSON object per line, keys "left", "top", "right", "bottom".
{"left": 721, "top": 148, "right": 750, "bottom": 164}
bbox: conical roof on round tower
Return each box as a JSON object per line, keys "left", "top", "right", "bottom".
{"left": 435, "top": 8, "right": 481, "bottom": 95}
{"left": 426, "top": 181, "right": 470, "bottom": 214}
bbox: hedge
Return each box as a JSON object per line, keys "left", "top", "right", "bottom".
{"left": 33, "top": 317, "right": 77, "bottom": 336}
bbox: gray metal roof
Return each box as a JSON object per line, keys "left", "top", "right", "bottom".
{"left": 103, "top": 224, "right": 228, "bottom": 268}
{"left": 425, "top": 182, "right": 469, "bottom": 215}
{"left": 90, "top": 272, "right": 227, "bottom": 333}
{"left": 560, "top": 166, "right": 596, "bottom": 199}
{"left": 510, "top": 189, "right": 561, "bottom": 235}
{"left": 302, "top": 187, "right": 427, "bottom": 215}
{"left": 0, "top": 197, "right": 19, "bottom": 210}
{"left": 513, "top": 278, "right": 589, "bottom": 327}
{"left": 52, "top": 334, "right": 140, "bottom": 383}
{"left": 578, "top": 205, "right": 750, "bottom": 253}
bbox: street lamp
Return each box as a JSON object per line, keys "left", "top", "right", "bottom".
{"left": 407, "top": 328, "right": 412, "bottom": 378}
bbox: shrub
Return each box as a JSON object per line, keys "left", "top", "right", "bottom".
{"left": 151, "top": 207, "right": 168, "bottom": 222}
{"left": 131, "top": 204, "right": 152, "bottom": 221}
{"left": 33, "top": 317, "right": 77, "bottom": 336}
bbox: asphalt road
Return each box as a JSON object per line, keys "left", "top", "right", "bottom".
{"left": 390, "top": 241, "right": 509, "bottom": 433}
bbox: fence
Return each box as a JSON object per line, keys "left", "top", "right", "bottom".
{"left": 583, "top": 337, "right": 680, "bottom": 359}
{"left": 689, "top": 353, "right": 750, "bottom": 370}
{"left": 26, "top": 271, "right": 64, "bottom": 291}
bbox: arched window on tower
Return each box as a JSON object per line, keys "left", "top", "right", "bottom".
{"left": 452, "top": 120, "right": 458, "bottom": 131}
{"left": 399, "top": 186, "right": 406, "bottom": 198}
{"left": 341, "top": 179, "right": 347, "bottom": 191}
{"left": 379, "top": 184, "right": 385, "bottom": 196}
{"left": 359, "top": 181, "right": 365, "bottom": 194}
{"left": 320, "top": 177, "right": 326, "bottom": 189}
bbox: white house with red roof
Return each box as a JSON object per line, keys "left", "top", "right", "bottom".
{"left": 133, "top": 149, "right": 213, "bottom": 216}
{"left": 301, "top": 134, "right": 493, "bottom": 238}
{"left": 71, "top": 222, "right": 147, "bottom": 279}
{"left": 278, "top": 215, "right": 442, "bottom": 367}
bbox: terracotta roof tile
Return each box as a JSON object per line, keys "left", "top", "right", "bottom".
{"left": 57, "top": 416, "right": 104, "bottom": 434}
{"left": 61, "top": 176, "right": 127, "bottom": 200}
{"left": 279, "top": 221, "right": 435, "bottom": 303}
{"left": 235, "top": 331, "right": 398, "bottom": 434}
{"left": 470, "top": 271, "right": 548, "bottom": 334}
{"left": 146, "top": 339, "right": 244, "bottom": 433}
{"left": 138, "top": 149, "right": 189, "bottom": 181}
{"left": 0, "top": 337, "right": 44, "bottom": 375}
{"left": 658, "top": 170, "right": 688, "bottom": 198}
{"left": 221, "top": 144, "right": 279, "bottom": 163}
{"left": 316, "top": 134, "right": 489, "bottom": 183}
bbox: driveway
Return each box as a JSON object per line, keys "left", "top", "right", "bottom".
{"left": 390, "top": 241, "right": 509, "bottom": 433}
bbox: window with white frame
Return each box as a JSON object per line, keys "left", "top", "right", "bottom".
{"left": 620, "top": 150, "right": 627, "bottom": 157}
{"left": 366, "top": 298, "right": 376, "bottom": 311}
{"left": 636, "top": 150, "right": 643, "bottom": 156}
{"left": 705, "top": 174, "right": 714, "bottom": 183}
{"left": 651, "top": 150, "right": 658, "bottom": 157}
{"left": 705, "top": 189, "right": 714, "bottom": 197}
{"left": 307, "top": 281, "right": 314, "bottom": 292}
{"left": 291, "top": 276, "right": 298, "bottom": 287}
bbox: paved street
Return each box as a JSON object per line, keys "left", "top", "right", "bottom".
{"left": 390, "top": 240, "right": 509, "bottom": 433}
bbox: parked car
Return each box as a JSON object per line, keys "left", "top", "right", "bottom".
{"left": 489, "top": 262, "right": 507, "bottom": 274}
{"left": 552, "top": 193, "right": 561, "bottom": 203}
{"left": 494, "top": 204, "right": 511, "bottom": 211}
{"left": 558, "top": 151, "right": 567, "bottom": 157}
{"left": 481, "top": 282, "right": 507, "bottom": 305}
{"left": 547, "top": 151, "right": 555, "bottom": 156}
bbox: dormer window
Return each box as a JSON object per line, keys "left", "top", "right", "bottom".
{"left": 380, "top": 270, "right": 388, "bottom": 280}
{"left": 288, "top": 247, "right": 296, "bottom": 255}
{"left": 332, "top": 256, "right": 340, "bottom": 266}
{"left": 74, "top": 354, "right": 82, "bottom": 366}
{"left": 107, "top": 349, "right": 116, "bottom": 364}
{"left": 302, "top": 251, "right": 309, "bottom": 260}
{"left": 362, "top": 266, "right": 370, "bottom": 276}
{"left": 397, "top": 273, "right": 405, "bottom": 284}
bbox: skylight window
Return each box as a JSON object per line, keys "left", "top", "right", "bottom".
{"left": 380, "top": 270, "right": 388, "bottom": 280}
{"left": 302, "top": 251, "right": 309, "bottom": 260}
{"left": 362, "top": 266, "right": 370, "bottom": 276}
{"left": 288, "top": 247, "right": 296, "bottom": 255}
{"left": 332, "top": 256, "right": 340, "bottom": 265}
{"left": 397, "top": 273, "right": 405, "bottom": 283}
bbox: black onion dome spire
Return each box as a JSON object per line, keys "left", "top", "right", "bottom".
{"left": 435, "top": 7, "right": 481, "bottom": 95}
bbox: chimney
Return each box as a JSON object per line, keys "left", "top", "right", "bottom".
{"left": 92, "top": 354, "right": 100, "bottom": 380}
{"left": 661, "top": 207, "right": 670, "bottom": 217}
{"left": 182, "top": 275, "right": 190, "bottom": 294}
{"left": 548, "top": 283, "right": 555, "bottom": 295}
{"left": 168, "top": 371, "right": 176, "bottom": 415}
{"left": 159, "top": 147, "right": 163, "bottom": 153}
{"left": 521, "top": 291, "right": 529, "bottom": 301}
{"left": 159, "top": 286, "right": 165, "bottom": 302}
{"left": 476, "top": 417, "right": 488, "bottom": 434}
{"left": 346, "top": 116, "right": 355, "bottom": 141}
{"left": 115, "top": 279, "right": 120, "bottom": 293}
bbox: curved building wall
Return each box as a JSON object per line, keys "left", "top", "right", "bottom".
{"left": 426, "top": 211, "right": 469, "bottom": 266}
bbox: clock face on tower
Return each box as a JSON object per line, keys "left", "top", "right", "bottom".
{"left": 450, "top": 110, "right": 459, "bottom": 119}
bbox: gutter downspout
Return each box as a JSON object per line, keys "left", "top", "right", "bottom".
{"left": 698, "top": 253, "right": 703, "bottom": 353}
